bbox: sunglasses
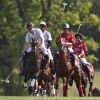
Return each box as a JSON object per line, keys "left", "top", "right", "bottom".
{"left": 27, "top": 27, "right": 33, "bottom": 29}
{"left": 76, "top": 36, "right": 82, "bottom": 39}
{"left": 63, "top": 28, "right": 68, "bottom": 30}
{"left": 40, "top": 25, "right": 46, "bottom": 27}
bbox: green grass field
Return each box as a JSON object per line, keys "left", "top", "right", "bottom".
{"left": 0, "top": 96, "right": 100, "bottom": 100}
{"left": 17, "top": 70, "right": 100, "bottom": 96}
{"left": 0, "top": 70, "right": 100, "bottom": 99}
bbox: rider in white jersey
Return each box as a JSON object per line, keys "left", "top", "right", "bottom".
{"left": 23, "top": 24, "right": 47, "bottom": 55}
{"left": 39, "top": 21, "right": 53, "bottom": 60}
{"left": 22, "top": 22, "right": 49, "bottom": 88}
{"left": 39, "top": 21, "right": 55, "bottom": 80}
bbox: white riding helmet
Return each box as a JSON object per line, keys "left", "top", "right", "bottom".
{"left": 39, "top": 21, "right": 46, "bottom": 26}
{"left": 61, "top": 23, "right": 70, "bottom": 29}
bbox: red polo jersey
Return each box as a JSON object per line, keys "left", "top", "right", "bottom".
{"left": 60, "top": 31, "right": 75, "bottom": 44}
{"left": 73, "top": 41, "right": 88, "bottom": 58}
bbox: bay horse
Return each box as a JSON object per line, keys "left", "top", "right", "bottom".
{"left": 24, "top": 38, "right": 55, "bottom": 96}
{"left": 55, "top": 37, "right": 85, "bottom": 96}
{"left": 81, "top": 62, "right": 94, "bottom": 96}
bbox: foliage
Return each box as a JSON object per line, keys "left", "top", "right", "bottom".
{"left": 87, "top": 54, "right": 99, "bottom": 63}
{"left": 85, "top": 37, "right": 99, "bottom": 51}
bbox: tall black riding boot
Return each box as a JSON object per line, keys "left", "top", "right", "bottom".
{"left": 50, "top": 60, "right": 55, "bottom": 81}
{"left": 21, "top": 52, "right": 28, "bottom": 75}
{"left": 70, "top": 53, "right": 75, "bottom": 69}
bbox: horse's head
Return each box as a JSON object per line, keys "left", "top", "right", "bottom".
{"left": 57, "top": 37, "right": 70, "bottom": 61}
{"left": 30, "top": 38, "right": 43, "bottom": 67}
{"left": 31, "top": 38, "right": 40, "bottom": 53}
{"left": 57, "top": 37, "right": 66, "bottom": 46}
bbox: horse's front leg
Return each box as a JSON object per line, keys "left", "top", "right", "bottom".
{"left": 28, "top": 74, "right": 36, "bottom": 95}
{"left": 74, "top": 68, "right": 85, "bottom": 97}
{"left": 41, "top": 80, "right": 47, "bottom": 96}
{"left": 88, "top": 69, "right": 94, "bottom": 96}
{"left": 88, "top": 80, "right": 93, "bottom": 96}
{"left": 62, "top": 77, "right": 69, "bottom": 96}
{"left": 49, "top": 80, "right": 56, "bottom": 96}
{"left": 23, "top": 72, "right": 28, "bottom": 88}
{"left": 55, "top": 74, "right": 59, "bottom": 96}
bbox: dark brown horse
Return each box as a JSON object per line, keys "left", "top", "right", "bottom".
{"left": 81, "top": 62, "right": 94, "bottom": 96}
{"left": 23, "top": 39, "right": 41, "bottom": 96}
{"left": 55, "top": 37, "right": 85, "bottom": 96}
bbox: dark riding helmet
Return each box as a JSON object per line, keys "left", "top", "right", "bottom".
{"left": 26, "top": 22, "right": 34, "bottom": 29}
{"left": 61, "top": 23, "right": 70, "bottom": 29}
{"left": 75, "top": 33, "right": 83, "bottom": 39}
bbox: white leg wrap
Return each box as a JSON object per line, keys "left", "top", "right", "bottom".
{"left": 42, "top": 89, "right": 46, "bottom": 96}
{"left": 24, "top": 82, "right": 27, "bottom": 88}
{"left": 51, "top": 85, "right": 55, "bottom": 96}
{"left": 31, "top": 79, "right": 35, "bottom": 87}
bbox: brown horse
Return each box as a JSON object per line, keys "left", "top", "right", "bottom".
{"left": 37, "top": 59, "right": 55, "bottom": 96}
{"left": 55, "top": 37, "right": 85, "bottom": 96}
{"left": 81, "top": 62, "right": 94, "bottom": 96}
{"left": 29, "top": 39, "right": 55, "bottom": 96}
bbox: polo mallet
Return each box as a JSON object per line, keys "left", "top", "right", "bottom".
{"left": 1, "top": 56, "right": 22, "bottom": 84}
{"left": 77, "top": 23, "right": 82, "bottom": 34}
{"left": 63, "top": 2, "right": 68, "bottom": 11}
{"left": 1, "top": 76, "right": 10, "bottom": 84}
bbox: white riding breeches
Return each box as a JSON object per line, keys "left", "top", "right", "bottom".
{"left": 47, "top": 48, "right": 53, "bottom": 60}
{"left": 80, "top": 58, "right": 88, "bottom": 65}
{"left": 68, "top": 47, "right": 74, "bottom": 53}
{"left": 41, "top": 47, "right": 48, "bottom": 55}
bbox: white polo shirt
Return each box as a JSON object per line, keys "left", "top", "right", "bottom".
{"left": 25, "top": 28, "right": 46, "bottom": 52}
{"left": 43, "top": 30, "right": 52, "bottom": 47}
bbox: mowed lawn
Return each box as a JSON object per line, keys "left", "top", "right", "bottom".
{"left": 0, "top": 97, "right": 100, "bottom": 100}
{"left": 0, "top": 70, "right": 100, "bottom": 100}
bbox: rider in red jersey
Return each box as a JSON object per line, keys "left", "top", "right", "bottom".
{"left": 69, "top": 34, "right": 92, "bottom": 85}
{"left": 55, "top": 23, "right": 76, "bottom": 67}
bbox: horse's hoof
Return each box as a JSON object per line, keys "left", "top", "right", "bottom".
{"left": 28, "top": 86, "right": 32, "bottom": 94}
{"left": 33, "top": 89, "right": 38, "bottom": 96}
{"left": 88, "top": 92, "right": 92, "bottom": 96}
